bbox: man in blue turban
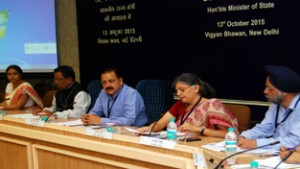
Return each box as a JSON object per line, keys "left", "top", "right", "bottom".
{"left": 238, "top": 65, "right": 300, "bottom": 150}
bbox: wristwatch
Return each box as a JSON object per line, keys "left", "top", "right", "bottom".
{"left": 200, "top": 126, "right": 206, "bottom": 135}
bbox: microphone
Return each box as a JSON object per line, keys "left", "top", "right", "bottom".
{"left": 148, "top": 120, "right": 160, "bottom": 137}
{"left": 214, "top": 141, "right": 280, "bottom": 169}
{"left": 147, "top": 113, "right": 165, "bottom": 137}
{"left": 274, "top": 150, "right": 294, "bottom": 169}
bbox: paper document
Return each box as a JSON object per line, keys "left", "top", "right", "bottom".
{"left": 125, "top": 128, "right": 161, "bottom": 136}
{"left": 125, "top": 128, "right": 187, "bottom": 140}
{"left": 202, "top": 141, "right": 278, "bottom": 154}
{"left": 125, "top": 127, "right": 138, "bottom": 134}
{"left": 51, "top": 119, "right": 83, "bottom": 127}
{"left": 231, "top": 164, "right": 270, "bottom": 169}
{"left": 6, "top": 113, "right": 39, "bottom": 119}
{"left": 257, "top": 156, "right": 300, "bottom": 169}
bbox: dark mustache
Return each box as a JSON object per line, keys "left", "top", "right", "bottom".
{"left": 106, "top": 87, "right": 114, "bottom": 91}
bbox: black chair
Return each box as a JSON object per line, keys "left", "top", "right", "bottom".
{"left": 42, "top": 90, "right": 57, "bottom": 107}
{"left": 135, "top": 79, "right": 174, "bottom": 124}
{"left": 87, "top": 80, "right": 102, "bottom": 111}
{"left": 0, "top": 91, "right": 5, "bottom": 103}
{"left": 34, "top": 82, "right": 53, "bottom": 99}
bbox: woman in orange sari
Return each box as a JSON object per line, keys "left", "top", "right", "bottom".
{"left": 0, "top": 65, "right": 43, "bottom": 111}
{"left": 138, "top": 73, "right": 238, "bottom": 138}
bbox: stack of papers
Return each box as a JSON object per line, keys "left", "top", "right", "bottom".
{"left": 125, "top": 127, "right": 164, "bottom": 138}
{"left": 6, "top": 114, "right": 39, "bottom": 119}
{"left": 125, "top": 128, "right": 186, "bottom": 139}
{"left": 51, "top": 119, "right": 83, "bottom": 127}
{"left": 231, "top": 164, "right": 269, "bottom": 169}
{"left": 258, "top": 156, "right": 300, "bottom": 169}
{"left": 202, "top": 141, "right": 278, "bottom": 154}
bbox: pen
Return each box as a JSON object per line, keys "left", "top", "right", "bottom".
{"left": 285, "top": 147, "right": 296, "bottom": 151}
{"left": 260, "top": 152, "right": 279, "bottom": 157}
{"left": 64, "top": 124, "right": 84, "bottom": 127}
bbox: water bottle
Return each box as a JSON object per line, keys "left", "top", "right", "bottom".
{"left": 167, "top": 118, "right": 177, "bottom": 140}
{"left": 250, "top": 161, "right": 258, "bottom": 169}
{"left": 105, "top": 123, "right": 119, "bottom": 134}
{"left": 225, "top": 127, "right": 237, "bottom": 165}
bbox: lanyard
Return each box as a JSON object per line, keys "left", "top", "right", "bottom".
{"left": 180, "top": 96, "right": 202, "bottom": 125}
{"left": 274, "top": 96, "right": 300, "bottom": 133}
{"left": 106, "top": 84, "right": 124, "bottom": 118}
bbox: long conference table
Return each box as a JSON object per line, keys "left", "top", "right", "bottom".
{"left": 0, "top": 111, "right": 260, "bottom": 169}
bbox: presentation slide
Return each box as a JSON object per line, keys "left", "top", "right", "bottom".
{"left": 0, "top": 0, "right": 58, "bottom": 73}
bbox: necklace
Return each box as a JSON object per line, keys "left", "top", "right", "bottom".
{"left": 180, "top": 96, "right": 202, "bottom": 125}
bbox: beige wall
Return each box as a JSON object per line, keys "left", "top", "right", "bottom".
{"left": 56, "top": 0, "right": 80, "bottom": 82}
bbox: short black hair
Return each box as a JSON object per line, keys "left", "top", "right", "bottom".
{"left": 101, "top": 68, "right": 122, "bottom": 78}
{"left": 54, "top": 65, "right": 76, "bottom": 80}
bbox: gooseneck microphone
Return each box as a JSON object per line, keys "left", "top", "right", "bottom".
{"left": 213, "top": 141, "right": 280, "bottom": 169}
{"left": 148, "top": 114, "right": 165, "bottom": 137}
{"left": 274, "top": 149, "right": 295, "bottom": 169}
{"left": 148, "top": 120, "right": 160, "bottom": 137}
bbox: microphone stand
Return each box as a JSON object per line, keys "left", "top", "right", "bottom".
{"left": 148, "top": 120, "right": 159, "bottom": 137}
{"left": 147, "top": 113, "right": 165, "bottom": 137}
{"left": 214, "top": 141, "right": 280, "bottom": 169}
{"left": 274, "top": 150, "right": 295, "bottom": 169}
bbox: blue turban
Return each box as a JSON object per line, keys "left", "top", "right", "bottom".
{"left": 265, "top": 65, "right": 300, "bottom": 93}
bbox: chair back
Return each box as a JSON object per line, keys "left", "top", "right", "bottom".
{"left": 34, "top": 82, "right": 53, "bottom": 98}
{"left": 0, "top": 91, "right": 5, "bottom": 102}
{"left": 135, "top": 79, "right": 174, "bottom": 124}
{"left": 87, "top": 80, "right": 102, "bottom": 110}
{"left": 43, "top": 90, "right": 57, "bottom": 107}
{"left": 223, "top": 103, "right": 251, "bottom": 132}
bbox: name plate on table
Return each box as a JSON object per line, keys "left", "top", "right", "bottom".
{"left": 139, "top": 136, "right": 176, "bottom": 149}
{"left": 193, "top": 153, "right": 207, "bottom": 168}
{"left": 25, "top": 118, "right": 45, "bottom": 127}
{"left": 85, "top": 128, "right": 113, "bottom": 139}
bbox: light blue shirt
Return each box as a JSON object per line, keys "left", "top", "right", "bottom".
{"left": 241, "top": 94, "right": 300, "bottom": 149}
{"left": 89, "top": 84, "right": 148, "bottom": 127}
